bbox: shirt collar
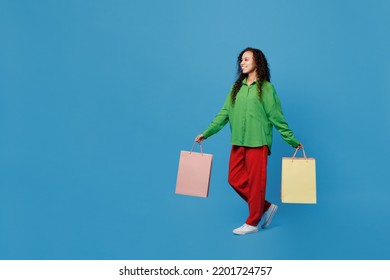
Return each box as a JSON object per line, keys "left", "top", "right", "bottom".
{"left": 242, "top": 78, "right": 258, "bottom": 86}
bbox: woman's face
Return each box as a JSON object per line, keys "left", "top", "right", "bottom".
{"left": 240, "top": 51, "right": 256, "bottom": 74}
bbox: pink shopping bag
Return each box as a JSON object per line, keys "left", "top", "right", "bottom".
{"left": 175, "top": 143, "right": 213, "bottom": 198}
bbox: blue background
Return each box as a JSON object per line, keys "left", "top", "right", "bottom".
{"left": 0, "top": 0, "right": 389, "bottom": 259}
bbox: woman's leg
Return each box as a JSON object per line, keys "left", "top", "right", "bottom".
{"left": 228, "top": 145, "right": 249, "bottom": 201}
{"left": 244, "top": 146, "right": 270, "bottom": 226}
{"left": 228, "top": 145, "right": 271, "bottom": 226}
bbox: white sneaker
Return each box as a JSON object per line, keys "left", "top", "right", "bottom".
{"left": 232, "top": 223, "right": 258, "bottom": 235}
{"left": 261, "top": 204, "right": 278, "bottom": 229}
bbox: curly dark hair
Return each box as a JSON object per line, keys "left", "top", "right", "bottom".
{"left": 231, "top": 47, "right": 271, "bottom": 104}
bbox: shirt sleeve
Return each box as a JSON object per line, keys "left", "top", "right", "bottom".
{"left": 202, "top": 93, "right": 230, "bottom": 139}
{"left": 262, "top": 83, "right": 300, "bottom": 148}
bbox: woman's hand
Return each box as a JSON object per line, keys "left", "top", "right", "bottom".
{"left": 296, "top": 143, "right": 303, "bottom": 149}
{"left": 195, "top": 134, "right": 204, "bottom": 144}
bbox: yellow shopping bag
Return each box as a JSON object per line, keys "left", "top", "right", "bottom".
{"left": 281, "top": 147, "right": 316, "bottom": 204}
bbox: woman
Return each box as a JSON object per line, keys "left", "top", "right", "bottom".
{"left": 195, "top": 47, "right": 302, "bottom": 235}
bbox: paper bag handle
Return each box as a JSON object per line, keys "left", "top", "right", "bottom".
{"left": 190, "top": 142, "right": 204, "bottom": 154}
{"left": 291, "top": 146, "right": 307, "bottom": 160}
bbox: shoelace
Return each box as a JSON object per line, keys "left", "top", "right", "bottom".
{"left": 241, "top": 224, "right": 253, "bottom": 229}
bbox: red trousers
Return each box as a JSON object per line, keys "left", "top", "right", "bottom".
{"left": 228, "top": 145, "right": 271, "bottom": 226}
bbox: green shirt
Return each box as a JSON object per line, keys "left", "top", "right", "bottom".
{"left": 202, "top": 79, "right": 300, "bottom": 154}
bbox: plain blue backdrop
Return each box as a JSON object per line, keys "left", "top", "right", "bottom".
{"left": 0, "top": 0, "right": 389, "bottom": 259}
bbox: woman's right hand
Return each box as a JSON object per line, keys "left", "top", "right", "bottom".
{"left": 195, "top": 134, "right": 204, "bottom": 144}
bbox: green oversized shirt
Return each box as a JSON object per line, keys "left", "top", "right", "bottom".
{"left": 202, "top": 79, "right": 300, "bottom": 154}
